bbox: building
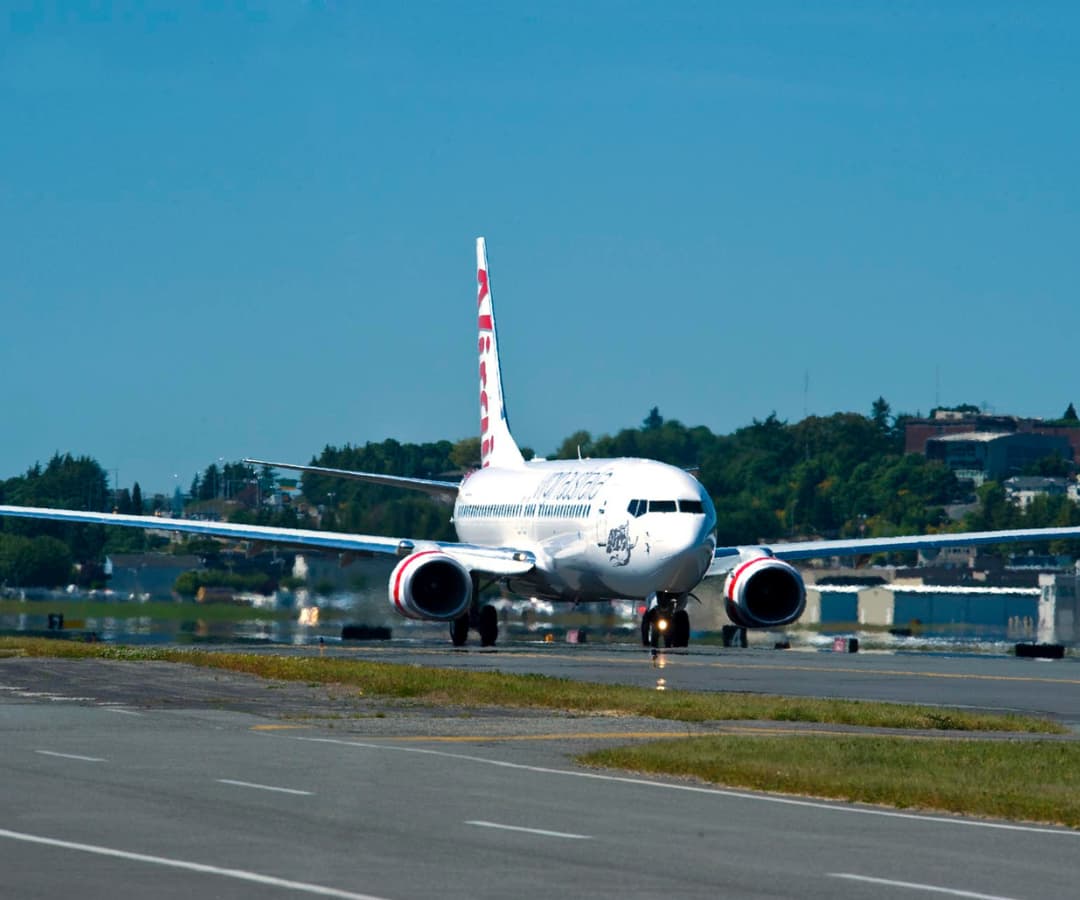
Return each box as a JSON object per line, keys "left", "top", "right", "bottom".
{"left": 1003, "top": 476, "right": 1069, "bottom": 509}
{"left": 905, "top": 410, "right": 1080, "bottom": 461}
{"left": 924, "top": 432, "right": 1073, "bottom": 484}
{"left": 905, "top": 411, "right": 1018, "bottom": 454}
{"left": 105, "top": 554, "right": 203, "bottom": 600}
{"left": 804, "top": 583, "right": 1040, "bottom": 641}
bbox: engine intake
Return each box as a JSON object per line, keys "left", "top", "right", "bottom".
{"left": 389, "top": 551, "right": 472, "bottom": 621}
{"left": 724, "top": 553, "right": 805, "bottom": 628}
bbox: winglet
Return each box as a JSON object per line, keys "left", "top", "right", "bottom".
{"left": 476, "top": 237, "right": 525, "bottom": 469}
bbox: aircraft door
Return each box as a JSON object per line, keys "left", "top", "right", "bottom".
{"left": 595, "top": 500, "right": 608, "bottom": 548}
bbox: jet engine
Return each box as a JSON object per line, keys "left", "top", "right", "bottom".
{"left": 388, "top": 550, "right": 472, "bottom": 621}
{"left": 723, "top": 551, "right": 806, "bottom": 628}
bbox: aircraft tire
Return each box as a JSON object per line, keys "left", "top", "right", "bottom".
{"left": 648, "top": 616, "right": 665, "bottom": 650}
{"left": 671, "top": 610, "right": 690, "bottom": 647}
{"left": 478, "top": 605, "right": 498, "bottom": 647}
{"left": 450, "top": 614, "right": 469, "bottom": 647}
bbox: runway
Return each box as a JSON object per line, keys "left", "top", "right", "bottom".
{"left": 2, "top": 645, "right": 1079, "bottom": 898}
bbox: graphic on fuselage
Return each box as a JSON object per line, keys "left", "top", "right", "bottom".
{"left": 606, "top": 522, "right": 637, "bottom": 566}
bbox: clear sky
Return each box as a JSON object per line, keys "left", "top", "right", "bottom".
{"left": 2, "top": 2, "right": 1078, "bottom": 495}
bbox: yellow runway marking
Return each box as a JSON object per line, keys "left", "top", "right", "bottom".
{"left": 250, "top": 724, "right": 310, "bottom": 731}
{"left": 704, "top": 661, "right": 1080, "bottom": 686}
{"left": 316, "top": 725, "right": 916, "bottom": 743}
{"left": 356, "top": 731, "right": 697, "bottom": 743}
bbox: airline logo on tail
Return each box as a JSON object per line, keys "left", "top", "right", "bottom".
{"left": 478, "top": 264, "right": 495, "bottom": 466}
{"left": 476, "top": 237, "right": 525, "bottom": 470}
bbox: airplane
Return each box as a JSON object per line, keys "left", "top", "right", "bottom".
{"left": 6, "top": 237, "right": 1080, "bottom": 649}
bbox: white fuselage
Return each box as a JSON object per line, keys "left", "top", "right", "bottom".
{"left": 453, "top": 457, "right": 717, "bottom": 602}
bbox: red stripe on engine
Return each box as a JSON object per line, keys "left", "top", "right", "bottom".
{"left": 726, "top": 557, "right": 766, "bottom": 601}
{"left": 393, "top": 550, "right": 441, "bottom": 612}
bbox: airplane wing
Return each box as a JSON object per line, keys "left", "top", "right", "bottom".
{"left": 0, "top": 505, "right": 534, "bottom": 577}
{"left": 708, "top": 525, "right": 1080, "bottom": 576}
{"left": 244, "top": 459, "right": 460, "bottom": 502}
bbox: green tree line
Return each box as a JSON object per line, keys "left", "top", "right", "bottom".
{"left": 3, "top": 400, "right": 1079, "bottom": 586}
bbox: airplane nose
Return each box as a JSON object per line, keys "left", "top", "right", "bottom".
{"left": 655, "top": 520, "right": 715, "bottom": 590}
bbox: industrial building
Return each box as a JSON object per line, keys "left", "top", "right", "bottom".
{"left": 924, "top": 431, "right": 1072, "bottom": 484}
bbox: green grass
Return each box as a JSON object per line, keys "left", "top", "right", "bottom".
{"left": 580, "top": 735, "right": 1080, "bottom": 827}
{"left": 0, "top": 637, "right": 1063, "bottom": 734}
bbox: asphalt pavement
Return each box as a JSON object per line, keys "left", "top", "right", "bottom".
{"left": 2, "top": 645, "right": 1079, "bottom": 899}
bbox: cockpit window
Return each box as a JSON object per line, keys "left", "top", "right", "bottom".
{"left": 648, "top": 500, "right": 677, "bottom": 513}
{"left": 627, "top": 499, "right": 646, "bottom": 517}
{"left": 679, "top": 500, "right": 704, "bottom": 514}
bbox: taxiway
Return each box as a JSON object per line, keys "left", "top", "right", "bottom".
{"left": 2, "top": 643, "right": 1078, "bottom": 899}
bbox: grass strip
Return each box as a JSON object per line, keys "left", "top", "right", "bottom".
{"left": 0, "top": 599, "right": 309, "bottom": 623}
{"left": 579, "top": 735, "right": 1080, "bottom": 827}
{"left": 0, "top": 637, "right": 1064, "bottom": 734}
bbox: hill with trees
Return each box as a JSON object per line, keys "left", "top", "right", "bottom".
{"left": 4, "top": 399, "right": 1080, "bottom": 587}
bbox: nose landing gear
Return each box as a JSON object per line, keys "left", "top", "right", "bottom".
{"left": 641, "top": 595, "right": 690, "bottom": 648}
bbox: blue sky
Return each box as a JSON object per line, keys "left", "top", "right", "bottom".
{"left": 2, "top": 2, "right": 1078, "bottom": 495}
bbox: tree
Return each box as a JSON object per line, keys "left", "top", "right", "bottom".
{"left": 553, "top": 430, "right": 594, "bottom": 460}
{"left": 199, "top": 464, "right": 221, "bottom": 501}
{"left": 0, "top": 453, "right": 109, "bottom": 561}
{"left": 450, "top": 437, "right": 481, "bottom": 470}
{"left": 296, "top": 439, "right": 458, "bottom": 542}
{"left": 1023, "top": 454, "right": 1072, "bottom": 478}
{"left": 131, "top": 482, "right": 143, "bottom": 515}
{"left": 642, "top": 407, "right": 664, "bottom": 430}
{"left": 1065, "top": 403, "right": 1078, "bottom": 423}
{"left": 0, "top": 534, "right": 73, "bottom": 587}
{"left": 871, "top": 396, "right": 891, "bottom": 432}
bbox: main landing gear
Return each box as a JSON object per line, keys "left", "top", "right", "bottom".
{"left": 449, "top": 576, "right": 499, "bottom": 648}
{"left": 641, "top": 595, "right": 690, "bottom": 649}
{"left": 450, "top": 605, "right": 499, "bottom": 648}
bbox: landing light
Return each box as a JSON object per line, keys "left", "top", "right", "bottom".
{"left": 657, "top": 618, "right": 669, "bottom": 632}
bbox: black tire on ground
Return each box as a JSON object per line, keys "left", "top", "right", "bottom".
{"left": 649, "top": 615, "right": 665, "bottom": 649}
{"left": 478, "top": 605, "right": 499, "bottom": 647}
{"left": 450, "top": 614, "right": 469, "bottom": 647}
{"left": 671, "top": 610, "right": 690, "bottom": 647}
{"left": 640, "top": 608, "right": 655, "bottom": 647}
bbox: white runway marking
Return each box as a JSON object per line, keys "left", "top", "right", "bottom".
{"left": 0, "top": 828, "right": 391, "bottom": 900}
{"left": 831, "top": 873, "right": 1021, "bottom": 899}
{"left": 5, "top": 689, "right": 97, "bottom": 702}
{"left": 290, "top": 735, "right": 1080, "bottom": 838}
{"left": 101, "top": 706, "right": 142, "bottom": 716}
{"left": 217, "top": 779, "right": 313, "bottom": 796}
{"left": 466, "top": 820, "right": 591, "bottom": 840}
{"left": 35, "top": 750, "right": 105, "bottom": 763}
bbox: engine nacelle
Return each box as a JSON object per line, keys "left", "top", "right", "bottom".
{"left": 723, "top": 552, "right": 806, "bottom": 628}
{"left": 388, "top": 551, "right": 472, "bottom": 621}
